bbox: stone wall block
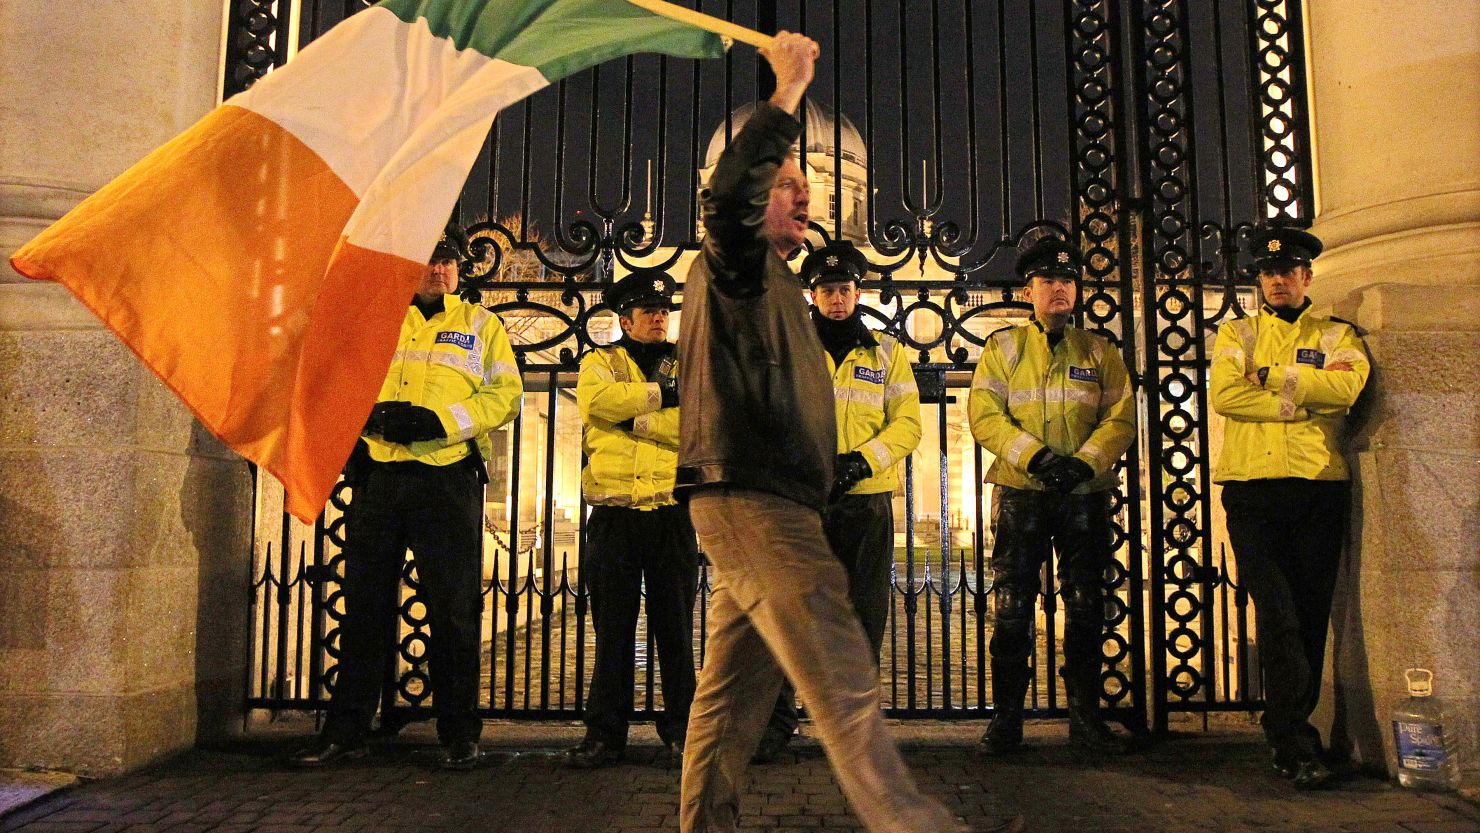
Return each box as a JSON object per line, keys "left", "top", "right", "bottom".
{"left": 0, "top": 684, "right": 195, "bottom": 776}
{"left": 0, "top": 326, "right": 241, "bottom": 459}
{"left": 0, "top": 563, "right": 206, "bottom": 697}
{"left": 1360, "top": 329, "right": 1480, "bottom": 454}
{"left": 0, "top": 446, "right": 250, "bottom": 572}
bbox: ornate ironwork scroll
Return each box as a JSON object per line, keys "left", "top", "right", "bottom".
{"left": 238, "top": 0, "right": 1313, "bottom": 730}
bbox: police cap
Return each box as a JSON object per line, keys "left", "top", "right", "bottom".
{"left": 604, "top": 268, "right": 676, "bottom": 314}
{"left": 1249, "top": 225, "right": 1323, "bottom": 270}
{"left": 431, "top": 222, "right": 469, "bottom": 263}
{"left": 1015, "top": 238, "right": 1082, "bottom": 281}
{"left": 800, "top": 241, "right": 870, "bottom": 288}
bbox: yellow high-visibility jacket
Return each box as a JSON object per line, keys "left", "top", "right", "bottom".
{"left": 1210, "top": 304, "right": 1369, "bottom": 482}
{"left": 829, "top": 333, "right": 921, "bottom": 495}
{"left": 367, "top": 295, "right": 522, "bottom": 466}
{"left": 968, "top": 320, "right": 1135, "bottom": 493}
{"left": 577, "top": 344, "right": 680, "bottom": 508}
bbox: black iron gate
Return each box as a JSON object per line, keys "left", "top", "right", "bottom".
{"left": 231, "top": 0, "right": 1311, "bottom": 731}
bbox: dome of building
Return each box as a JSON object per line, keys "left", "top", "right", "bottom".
{"left": 702, "top": 99, "right": 868, "bottom": 170}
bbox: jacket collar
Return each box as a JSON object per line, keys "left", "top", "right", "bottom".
{"left": 1260, "top": 298, "right": 1311, "bottom": 325}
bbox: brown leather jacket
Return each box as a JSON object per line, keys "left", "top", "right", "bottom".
{"left": 676, "top": 102, "right": 836, "bottom": 511}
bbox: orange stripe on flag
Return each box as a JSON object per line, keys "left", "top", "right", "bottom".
{"left": 9, "top": 105, "right": 418, "bottom": 521}
{"left": 283, "top": 239, "right": 424, "bottom": 520}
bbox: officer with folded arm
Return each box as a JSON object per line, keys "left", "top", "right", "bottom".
{"left": 968, "top": 238, "right": 1135, "bottom": 756}
{"left": 751, "top": 240, "right": 922, "bottom": 763}
{"left": 1210, "top": 225, "right": 1369, "bottom": 790}
{"left": 566, "top": 269, "right": 698, "bottom": 769}
{"left": 291, "top": 223, "right": 522, "bottom": 770}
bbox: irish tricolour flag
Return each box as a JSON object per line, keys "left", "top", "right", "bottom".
{"left": 9, "top": 0, "right": 724, "bottom": 522}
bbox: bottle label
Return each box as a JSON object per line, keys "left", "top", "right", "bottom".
{"left": 1393, "top": 720, "right": 1446, "bottom": 772}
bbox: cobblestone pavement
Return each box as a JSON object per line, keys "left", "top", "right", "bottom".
{"left": 3, "top": 719, "right": 1476, "bottom": 833}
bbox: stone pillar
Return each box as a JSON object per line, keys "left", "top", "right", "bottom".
{"left": 0, "top": 2, "right": 252, "bottom": 775}
{"left": 1305, "top": 0, "right": 1480, "bottom": 780}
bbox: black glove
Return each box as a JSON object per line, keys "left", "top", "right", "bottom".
{"left": 1026, "top": 446, "right": 1061, "bottom": 477}
{"left": 363, "top": 400, "right": 407, "bottom": 437}
{"left": 1039, "top": 456, "right": 1095, "bottom": 494}
{"left": 829, "top": 451, "right": 873, "bottom": 502}
{"left": 372, "top": 402, "right": 446, "bottom": 445}
{"left": 614, "top": 418, "right": 635, "bottom": 432}
{"left": 659, "top": 375, "right": 679, "bottom": 409}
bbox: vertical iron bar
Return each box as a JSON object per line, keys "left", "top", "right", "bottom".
{"left": 1107, "top": 0, "right": 1150, "bottom": 731}
{"left": 903, "top": 454, "right": 917, "bottom": 709}
{"left": 997, "top": 0, "right": 1011, "bottom": 237}
{"left": 937, "top": 374, "right": 952, "bottom": 709}
{"left": 273, "top": 521, "right": 293, "bottom": 701}
{"left": 1172, "top": 0, "right": 1219, "bottom": 717}
{"left": 1128, "top": 0, "right": 1171, "bottom": 732}
{"left": 503, "top": 411, "right": 525, "bottom": 710}
{"left": 310, "top": 509, "right": 327, "bottom": 702}
{"left": 974, "top": 443, "right": 987, "bottom": 711}
{"left": 539, "top": 375, "right": 559, "bottom": 710}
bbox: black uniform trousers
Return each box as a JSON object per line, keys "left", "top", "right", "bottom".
{"left": 766, "top": 491, "right": 895, "bottom": 735}
{"left": 583, "top": 503, "right": 700, "bottom": 748}
{"left": 989, "top": 487, "right": 1114, "bottom": 711}
{"left": 322, "top": 458, "right": 485, "bottom": 746}
{"left": 1221, "top": 478, "right": 1350, "bottom": 756}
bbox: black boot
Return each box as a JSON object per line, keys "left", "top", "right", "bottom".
{"left": 985, "top": 583, "right": 1034, "bottom": 756}
{"left": 565, "top": 736, "right": 624, "bottom": 769}
{"left": 1067, "top": 699, "right": 1126, "bottom": 754}
{"left": 977, "top": 703, "right": 1024, "bottom": 756}
{"left": 1063, "top": 666, "right": 1125, "bottom": 755}
{"left": 1060, "top": 581, "right": 1125, "bottom": 755}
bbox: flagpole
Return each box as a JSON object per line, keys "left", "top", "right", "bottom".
{"left": 626, "top": 0, "right": 775, "bottom": 50}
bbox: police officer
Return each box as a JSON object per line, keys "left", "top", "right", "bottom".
{"left": 968, "top": 238, "right": 1136, "bottom": 756}
{"left": 1210, "top": 226, "right": 1369, "bottom": 789}
{"left": 291, "top": 224, "right": 523, "bottom": 770}
{"left": 752, "top": 241, "right": 922, "bottom": 763}
{"left": 566, "top": 269, "right": 698, "bottom": 768}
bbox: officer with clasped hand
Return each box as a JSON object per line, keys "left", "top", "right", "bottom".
{"left": 1209, "top": 226, "right": 1369, "bottom": 790}
{"left": 291, "top": 223, "right": 523, "bottom": 770}
{"left": 751, "top": 240, "right": 922, "bottom": 763}
{"left": 968, "top": 238, "right": 1136, "bottom": 756}
{"left": 566, "top": 269, "right": 698, "bottom": 769}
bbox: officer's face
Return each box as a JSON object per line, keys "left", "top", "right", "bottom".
{"left": 1258, "top": 264, "right": 1312, "bottom": 309}
{"left": 764, "top": 158, "right": 811, "bottom": 258}
{"left": 418, "top": 257, "right": 460, "bottom": 299}
{"left": 810, "top": 280, "right": 859, "bottom": 320}
{"left": 619, "top": 305, "right": 670, "bottom": 345}
{"left": 1025, "top": 274, "right": 1079, "bottom": 319}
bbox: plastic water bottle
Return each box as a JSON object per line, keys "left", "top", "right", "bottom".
{"left": 1391, "top": 668, "right": 1461, "bottom": 790}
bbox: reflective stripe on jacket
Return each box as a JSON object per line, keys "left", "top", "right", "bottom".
{"left": 578, "top": 344, "right": 679, "bottom": 508}
{"left": 367, "top": 295, "right": 522, "bottom": 466}
{"left": 830, "top": 334, "right": 921, "bottom": 495}
{"left": 1210, "top": 305, "right": 1369, "bottom": 482}
{"left": 967, "top": 320, "right": 1135, "bottom": 493}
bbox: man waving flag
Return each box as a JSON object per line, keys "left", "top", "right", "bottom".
{"left": 8, "top": 0, "right": 727, "bottom": 521}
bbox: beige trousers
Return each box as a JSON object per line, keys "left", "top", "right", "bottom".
{"left": 679, "top": 488, "right": 963, "bottom": 833}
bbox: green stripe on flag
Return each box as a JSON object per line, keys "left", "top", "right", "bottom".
{"left": 377, "top": 0, "right": 555, "bottom": 57}
{"left": 376, "top": 0, "right": 725, "bottom": 78}
{"left": 499, "top": 0, "right": 725, "bottom": 79}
